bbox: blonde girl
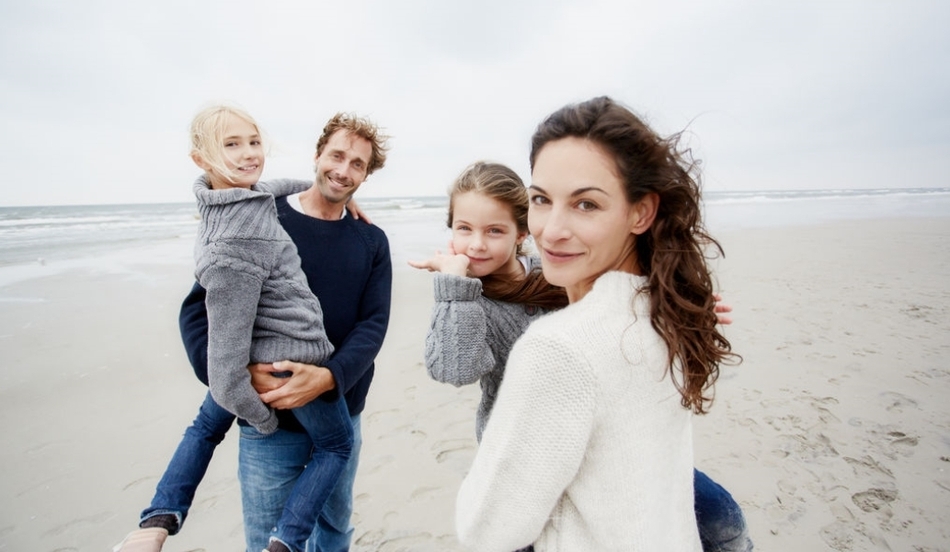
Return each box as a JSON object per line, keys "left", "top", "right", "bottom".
{"left": 115, "top": 104, "right": 351, "bottom": 552}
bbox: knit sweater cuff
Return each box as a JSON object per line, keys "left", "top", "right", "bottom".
{"left": 433, "top": 273, "right": 482, "bottom": 301}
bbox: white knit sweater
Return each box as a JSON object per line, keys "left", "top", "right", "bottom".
{"left": 456, "top": 271, "right": 701, "bottom": 552}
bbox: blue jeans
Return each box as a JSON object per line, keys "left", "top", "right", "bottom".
{"left": 141, "top": 391, "right": 235, "bottom": 532}
{"left": 694, "top": 469, "right": 754, "bottom": 551}
{"left": 240, "top": 414, "right": 362, "bottom": 552}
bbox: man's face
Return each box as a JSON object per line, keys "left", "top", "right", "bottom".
{"left": 314, "top": 130, "right": 373, "bottom": 204}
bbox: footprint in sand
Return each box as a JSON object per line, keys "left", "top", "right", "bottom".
{"left": 878, "top": 391, "right": 918, "bottom": 412}
{"left": 851, "top": 487, "right": 898, "bottom": 513}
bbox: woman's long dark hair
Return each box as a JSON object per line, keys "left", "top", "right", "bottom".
{"left": 529, "top": 96, "right": 739, "bottom": 414}
{"left": 448, "top": 162, "right": 568, "bottom": 310}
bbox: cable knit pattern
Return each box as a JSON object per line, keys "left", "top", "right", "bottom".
{"left": 456, "top": 271, "right": 701, "bottom": 552}
{"left": 424, "top": 257, "right": 549, "bottom": 441}
{"left": 193, "top": 176, "right": 334, "bottom": 434}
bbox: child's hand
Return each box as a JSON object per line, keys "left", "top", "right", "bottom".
{"left": 408, "top": 241, "right": 470, "bottom": 276}
{"left": 714, "top": 293, "right": 733, "bottom": 326}
{"left": 347, "top": 198, "right": 373, "bottom": 225}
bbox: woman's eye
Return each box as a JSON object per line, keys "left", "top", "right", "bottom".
{"left": 577, "top": 200, "right": 598, "bottom": 211}
{"left": 529, "top": 195, "right": 548, "bottom": 205}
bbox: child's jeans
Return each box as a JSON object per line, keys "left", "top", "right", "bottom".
{"left": 268, "top": 395, "right": 353, "bottom": 551}
{"left": 140, "top": 391, "right": 235, "bottom": 532}
{"left": 695, "top": 469, "right": 754, "bottom": 551}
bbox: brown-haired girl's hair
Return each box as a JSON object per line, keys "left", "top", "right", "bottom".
{"left": 529, "top": 96, "right": 739, "bottom": 414}
{"left": 448, "top": 162, "right": 568, "bottom": 310}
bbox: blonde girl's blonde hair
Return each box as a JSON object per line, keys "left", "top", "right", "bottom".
{"left": 448, "top": 162, "right": 568, "bottom": 310}
{"left": 189, "top": 103, "right": 266, "bottom": 183}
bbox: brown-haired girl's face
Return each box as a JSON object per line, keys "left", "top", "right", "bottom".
{"left": 528, "top": 137, "right": 641, "bottom": 302}
{"left": 451, "top": 191, "right": 526, "bottom": 279}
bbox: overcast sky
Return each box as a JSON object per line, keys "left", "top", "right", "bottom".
{"left": 2, "top": 0, "right": 948, "bottom": 206}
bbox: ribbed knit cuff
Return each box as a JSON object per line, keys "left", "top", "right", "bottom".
{"left": 433, "top": 273, "right": 482, "bottom": 301}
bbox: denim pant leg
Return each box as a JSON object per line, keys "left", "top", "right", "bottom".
{"left": 238, "top": 426, "right": 312, "bottom": 552}
{"left": 310, "top": 415, "right": 362, "bottom": 552}
{"left": 274, "top": 397, "right": 353, "bottom": 551}
{"left": 694, "top": 469, "right": 754, "bottom": 552}
{"left": 141, "top": 391, "right": 235, "bottom": 533}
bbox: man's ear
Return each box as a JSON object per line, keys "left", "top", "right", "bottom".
{"left": 191, "top": 151, "right": 211, "bottom": 171}
{"left": 630, "top": 192, "right": 659, "bottom": 235}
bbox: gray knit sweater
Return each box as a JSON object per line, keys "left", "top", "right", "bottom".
{"left": 193, "top": 175, "right": 334, "bottom": 434}
{"left": 424, "top": 257, "right": 549, "bottom": 441}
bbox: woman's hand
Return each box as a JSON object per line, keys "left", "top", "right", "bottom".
{"left": 249, "top": 361, "right": 337, "bottom": 410}
{"left": 714, "top": 294, "right": 733, "bottom": 326}
{"left": 408, "top": 241, "right": 470, "bottom": 276}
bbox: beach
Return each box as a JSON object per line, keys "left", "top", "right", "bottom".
{"left": 1, "top": 212, "right": 949, "bottom": 551}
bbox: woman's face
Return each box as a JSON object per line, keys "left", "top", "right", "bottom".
{"left": 528, "top": 137, "right": 641, "bottom": 302}
{"left": 451, "top": 191, "right": 527, "bottom": 279}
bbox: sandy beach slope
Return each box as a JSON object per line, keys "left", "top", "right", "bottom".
{"left": 0, "top": 216, "right": 947, "bottom": 551}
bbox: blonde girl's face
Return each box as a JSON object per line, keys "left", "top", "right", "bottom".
{"left": 528, "top": 137, "right": 642, "bottom": 302}
{"left": 451, "top": 191, "right": 527, "bottom": 279}
{"left": 201, "top": 114, "right": 265, "bottom": 190}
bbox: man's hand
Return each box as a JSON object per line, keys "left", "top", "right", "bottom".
{"left": 249, "top": 361, "right": 337, "bottom": 410}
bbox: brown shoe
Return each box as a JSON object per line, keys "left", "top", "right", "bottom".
{"left": 112, "top": 527, "right": 169, "bottom": 552}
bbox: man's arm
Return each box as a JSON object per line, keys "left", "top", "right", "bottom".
{"left": 180, "top": 281, "right": 210, "bottom": 386}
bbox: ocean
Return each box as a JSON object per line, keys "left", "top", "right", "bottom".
{"left": 1, "top": 188, "right": 949, "bottom": 287}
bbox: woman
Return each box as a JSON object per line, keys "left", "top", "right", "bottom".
{"left": 455, "top": 97, "right": 742, "bottom": 551}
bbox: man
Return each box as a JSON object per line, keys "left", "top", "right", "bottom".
{"left": 179, "top": 112, "right": 392, "bottom": 551}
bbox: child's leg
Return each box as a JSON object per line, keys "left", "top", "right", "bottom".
{"left": 270, "top": 397, "right": 353, "bottom": 552}
{"left": 310, "top": 413, "right": 361, "bottom": 552}
{"left": 140, "top": 391, "right": 235, "bottom": 533}
{"left": 694, "top": 468, "right": 753, "bottom": 552}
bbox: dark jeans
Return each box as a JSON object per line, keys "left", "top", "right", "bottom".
{"left": 514, "top": 469, "right": 752, "bottom": 552}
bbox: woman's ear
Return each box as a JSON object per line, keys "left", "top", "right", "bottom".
{"left": 629, "top": 192, "right": 659, "bottom": 235}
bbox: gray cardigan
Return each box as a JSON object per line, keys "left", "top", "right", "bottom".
{"left": 424, "top": 257, "right": 548, "bottom": 441}
{"left": 193, "top": 175, "right": 334, "bottom": 434}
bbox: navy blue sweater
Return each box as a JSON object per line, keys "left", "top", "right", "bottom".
{"left": 180, "top": 195, "right": 393, "bottom": 430}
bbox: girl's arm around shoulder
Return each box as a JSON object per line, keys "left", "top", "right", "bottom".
{"left": 257, "top": 178, "right": 311, "bottom": 198}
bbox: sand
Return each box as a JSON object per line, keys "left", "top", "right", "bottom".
{"left": 0, "top": 216, "right": 948, "bottom": 551}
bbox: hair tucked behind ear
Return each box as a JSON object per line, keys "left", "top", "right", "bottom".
{"left": 529, "top": 96, "right": 739, "bottom": 414}
{"left": 448, "top": 162, "right": 568, "bottom": 310}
